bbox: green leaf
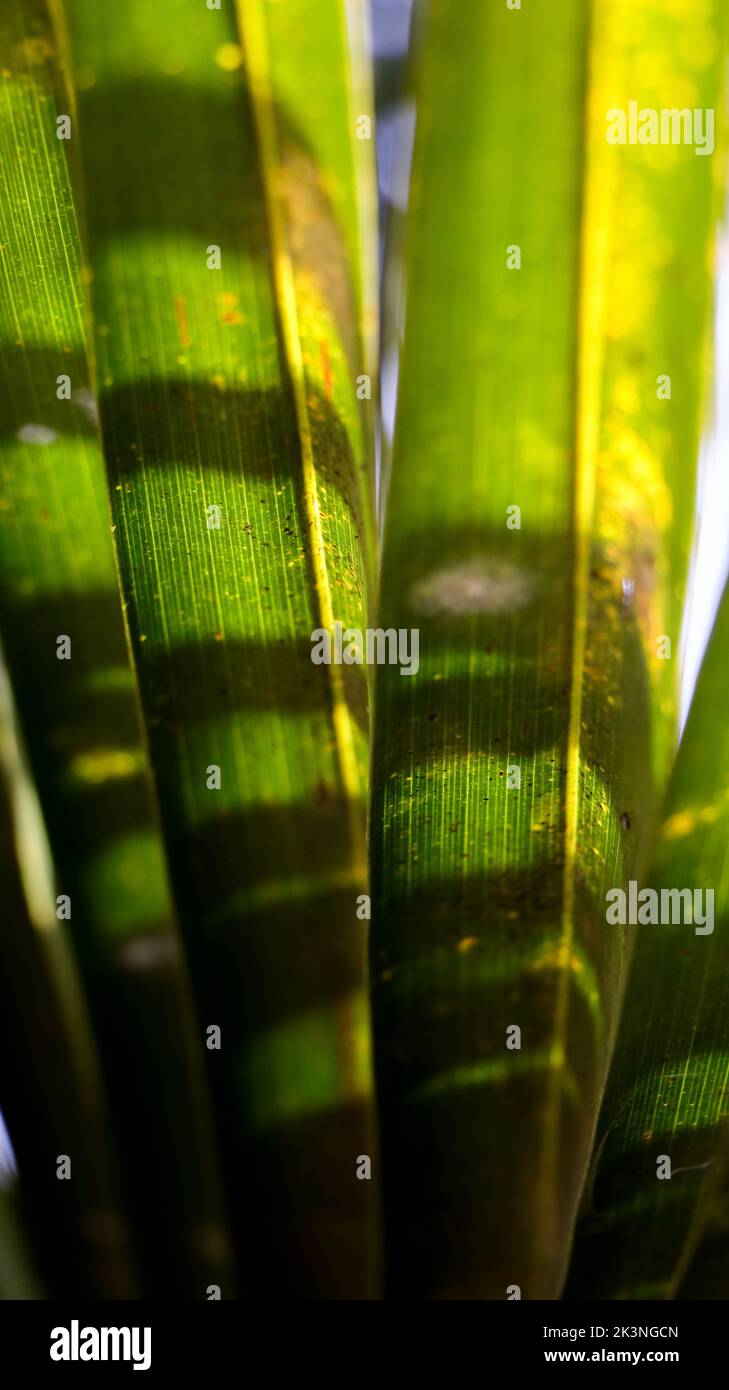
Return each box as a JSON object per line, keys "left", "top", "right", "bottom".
{"left": 65, "top": 0, "right": 379, "bottom": 1295}
{"left": 566, "top": 579, "right": 729, "bottom": 1299}
{"left": 0, "top": 0, "right": 233, "bottom": 1295}
{"left": 0, "top": 659, "right": 138, "bottom": 1297}
{"left": 235, "top": 0, "right": 378, "bottom": 599}
{"left": 370, "top": 0, "right": 727, "bottom": 1297}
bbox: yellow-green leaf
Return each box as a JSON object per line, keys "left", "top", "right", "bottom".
{"left": 371, "top": 0, "right": 727, "bottom": 1298}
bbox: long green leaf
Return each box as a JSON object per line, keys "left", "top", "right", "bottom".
{"left": 371, "top": 0, "right": 725, "bottom": 1297}
{"left": 0, "top": 657, "right": 138, "bottom": 1296}
{"left": 0, "top": 0, "right": 233, "bottom": 1295}
{"left": 566, "top": 579, "right": 729, "bottom": 1298}
{"left": 65, "top": 0, "right": 379, "bottom": 1295}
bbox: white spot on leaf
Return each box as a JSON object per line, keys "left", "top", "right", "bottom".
{"left": 72, "top": 387, "right": 99, "bottom": 426}
{"left": 409, "top": 558, "right": 534, "bottom": 617}
{"left": 16, "top": 423, "right": 57, "bottom": 445}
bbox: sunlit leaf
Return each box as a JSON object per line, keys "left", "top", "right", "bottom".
{"left": 370, "top": 0, "right": 726, "bottom": 1298}
{"left": 64, "top": 0, "right": 379, "bottom": 1295}
{"left": 0, "top": 0, "right": 233, "bottom": 1295}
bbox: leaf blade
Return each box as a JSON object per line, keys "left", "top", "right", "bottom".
{"left": 371, "top": 0, "right": 726, "bottom": 1298}
{"left": 0, "top": 0, "right": 233, "bottom": 1295}
{"left": 567, "top": 579, "right": 729, "bottom": 1298}
{"left": 65, "top": 0, "right": 379, "bottom": 1295}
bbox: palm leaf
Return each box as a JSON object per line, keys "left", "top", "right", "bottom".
{"left": 64, "top": 0, "right": 379, "bottom": 1295}
{"left": 0, "top": 656, "right": 138, "bottom": 1296}
{"left": 566, "top": 578, "right": 729, "bottom": 1298}
{"left": 371, "top": 0, "right": 726, "bottom": 1297}
{"left": 0, "top": 0, "right": 232, "bottom": 1295}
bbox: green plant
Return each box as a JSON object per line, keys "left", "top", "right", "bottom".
{"left": 1, "top": 0, "right": 729, "bottom": 1302}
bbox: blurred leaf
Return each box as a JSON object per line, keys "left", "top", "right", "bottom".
{"left": 567, "top": 580, "right": 729, "bottom": 1299}
{"left": 677, "top": 1157, "right": 729, "bottom": 1299}
{"left": 0, "top": 0, "right": 233, "bottom": 1295}
{"left": 0, "top": 1184, "right": 44, "bottom": 1300}
{"left": 370, "top": 0, "right": 726, "bottom": 1298}
{"left": 65, "top": 0, "right": 379, "bottom": 1295}
{"left": 0, "top": 657, "right": 138, "bottom": 1297}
